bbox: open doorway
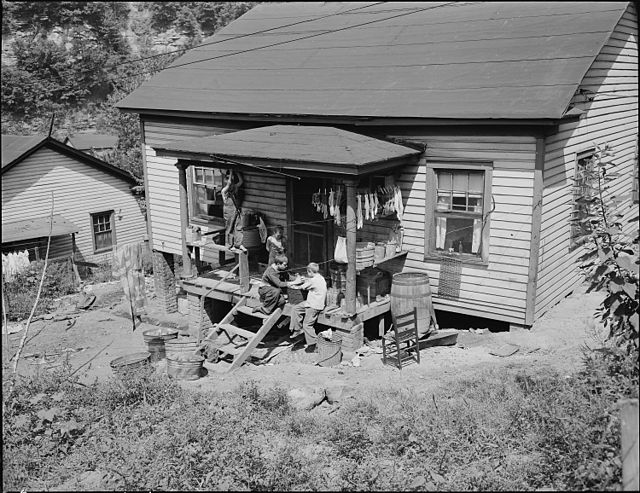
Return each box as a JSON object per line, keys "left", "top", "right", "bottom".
{"left": 288, "top": 177, "right": 333, "bottom": 275}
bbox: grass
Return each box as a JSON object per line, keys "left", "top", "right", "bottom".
{"left": 3, "top": 347, "right": 637, "bottom": 491}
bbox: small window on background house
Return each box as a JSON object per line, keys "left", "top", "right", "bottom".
{"left": 91, "top": 211, "right": 115, "bottom": 252}
{"left": 570, "top": 150, "right": 595, "bottom": 249}
{"left": 191, "top": 166, "right": 225, "bottom": 222}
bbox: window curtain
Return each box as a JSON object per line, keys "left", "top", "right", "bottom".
{"left": 436, "top": 217, "right": 447, "bottom": 250}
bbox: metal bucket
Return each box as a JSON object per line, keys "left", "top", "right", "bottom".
{"left": 143, "top": 328, "right": 179, "bottom": 361}
{"left": 110, "top": 352, "right": 151, "bottom": 376}
{"left": 316, "top": 336, "right": 342, "bottom": 367}
{"left": 166, "top": 354, "right": 205, "bottom": 381}
{"left": 165, "top": 336, "right": 200, "bottom": 358}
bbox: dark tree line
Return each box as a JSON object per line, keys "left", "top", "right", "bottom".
{"left": 1, "top": 1, "right": 257, "bottom": 179}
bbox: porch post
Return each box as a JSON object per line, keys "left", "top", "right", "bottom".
{"left": 345, "top": 179, "right": 358, "bottom": 315}
{"left": 176, "top": 162, "right": 193, "bottom": 279}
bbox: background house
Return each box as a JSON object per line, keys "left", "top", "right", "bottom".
{"left": 1, "top": 135, "right": 147, "bottom": 265}
{"left": 117, "top": 1, "right": 638, "bottom": 329}
{"left": 64, "top": 133, "right": 118, "bottom": 161}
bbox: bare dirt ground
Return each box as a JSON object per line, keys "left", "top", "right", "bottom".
{"left": 3, "top": 277, "right": 607, "bottom": 399}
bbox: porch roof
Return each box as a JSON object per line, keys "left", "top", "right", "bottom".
{"left": 2, "top": 214, "right": 79, "bottom": 243}
{"left": 153, "top": 125, "right": 421, "bottom": 175}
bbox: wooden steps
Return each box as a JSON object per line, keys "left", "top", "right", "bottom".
{"left": 235, "top": 305, "right": 269, "bottom": 319}
{"left": 204, "top": 297, "right": 283, "bottom": 371}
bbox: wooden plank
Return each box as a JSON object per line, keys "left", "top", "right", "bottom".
{"left": 620, "top": 399, "right": 639, "bottom": 492}
{"left": 526, "top": 138, "right": 544, "bottom": 326}
{"left": 217, "top": 323, "right": 257, "bottom": 341}
{"left": 228, "top": 307, "right": 282, "bottom": 371}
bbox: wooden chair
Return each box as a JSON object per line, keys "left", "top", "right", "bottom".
{"left": 382, "top": 307, "right": 421, "bottom": 369}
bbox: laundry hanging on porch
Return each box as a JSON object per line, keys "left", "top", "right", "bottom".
{"left": 112, "top": 241, "right": 147, "bottom": 318}
{"left": 310, "top": 185, "right": 404, "bottom": 229}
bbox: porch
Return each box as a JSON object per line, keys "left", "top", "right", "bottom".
{"left": 154, "top": 125, "right": 422, "bottom": 359}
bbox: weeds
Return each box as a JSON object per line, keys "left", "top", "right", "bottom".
{"left": 3, "top": 259, "right": 77, "bottom": 321}
{"left": 3, "top": 347, "right": 634, "bottom": 491}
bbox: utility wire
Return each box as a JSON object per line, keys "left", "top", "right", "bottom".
{"left": 56, "top": 2, "right": 386, "bottom": 78}
{"left": 152, "top": 2, "right": 475, "bottom": 73}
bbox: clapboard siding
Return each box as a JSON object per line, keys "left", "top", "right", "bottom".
{"left": 1, "top": 147, "right": 147, "bottom": 263}
{"left": 142, "top": 119, "right": 287, "bottom": 255}
{"left": 536, "top": 3, "right": 639, "bottom": 319}
{"left": 386, "top": 133, "right": 537, "bottom": 325}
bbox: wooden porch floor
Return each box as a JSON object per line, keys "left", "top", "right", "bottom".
{"left": 179, "top": 266, "right": 390, "bottom": 332}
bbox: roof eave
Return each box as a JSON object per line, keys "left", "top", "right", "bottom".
{"left": 155, "top": 148, "right": 420, "bottom": 176}
{"left": 123, "top": 108, "right": 564, "bottom": 127}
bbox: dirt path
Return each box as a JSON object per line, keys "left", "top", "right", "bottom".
{"left": 3, "top": 278, "right": 606, "bottom": 398}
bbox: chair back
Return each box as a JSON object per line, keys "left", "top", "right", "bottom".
{"left": 392, "top": 307, "right": 419, "bottom": 336}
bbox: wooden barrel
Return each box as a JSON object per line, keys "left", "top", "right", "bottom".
{"left": 390, "top": 272, "right": 437, "bottom": 338}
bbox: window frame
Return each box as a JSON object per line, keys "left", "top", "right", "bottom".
{"left": 569, "top": 148, "right": 595, "bottom": 251}
{"left": 424, "top": 161, "right": 493, "bottom": 265}
{"left": 90, "top": 210, "right": 116, "bottom": 253}
{"left": 188, "top": 165, "right": 226, "bottom": 226}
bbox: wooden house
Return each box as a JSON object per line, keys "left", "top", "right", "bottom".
{"left": 64, "top": 133, "right": 118, "bottom": 161}
{"left": 1, "top": 135, "right": 147, "bottom": 265}
{"left": 117, "top": 1, "right": 638, "bottom": 336}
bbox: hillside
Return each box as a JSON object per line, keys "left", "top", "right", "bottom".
{"left": 1, "top": 1, "right": 257, "bottom": 178}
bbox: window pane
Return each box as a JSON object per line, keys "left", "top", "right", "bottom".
{"left": 468, "top": 172, "right": 483, "bottom": 193}
{"left": 213, "top": 169, "right": 224, "bottom": 188}
{"left": 468, "top": 195, "right": 483, "bottom": 212}
{"left": 452, "top": 193, "right": 467, "bottom": 211}
{"left": 437, "top": 172, "right": 452, "bottom": 190}
{"left": 195, "top": 168, "right": 204, "bottom": 183}
{"left": 440, "top": 216, "right": 476, "bottom": 253}
{"left": 205, "top": 169, "right": 214, "bottom": 186}
{"left": 436, "top": 192, "right": 451, "bottom": 211}
{"left": 452, "top": 172, "right": 468, "bottom": 192}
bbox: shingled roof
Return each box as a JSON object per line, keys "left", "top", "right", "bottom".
{"left": 154, "top": 125, "right": 421, "bottom": 175}
{"left": 117, "top": 1, "right": 628, "bottom": 121}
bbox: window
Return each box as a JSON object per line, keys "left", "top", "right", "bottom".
{"left": 91, "top": 211, "right": 115, "bottom": 252}
{"left": 190, "top": 166, "right": 225, "bottom": 222}
{"left": 425, "top": 163, "right": 492, "bottom": 264}
{"left": 570, "top": 150, "right": 595, "bottom": 250}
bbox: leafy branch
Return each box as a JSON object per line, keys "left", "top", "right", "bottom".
{"left": 572, "top": 143, "right": 639, "bottom": 368}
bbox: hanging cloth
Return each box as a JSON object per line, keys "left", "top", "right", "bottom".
{"left": 395, "top": 186, "right": 404, "bottom": 225}
{"left": 258, "top": 217, "right": 268, "bottom": 243}
{"left": 329, "top": 189, "right": 335, "bottom": 217}
{"left": 364, "top": 193, "right": 370, "bottom": 222}
{"left": 112, "top": 242, "right": 147, "bottom": 323}
{"left": 356, "top": 194, "right": 363, "bottom": 229}
{"left": 372, "top": 193, "right": 379, "bottom": 220}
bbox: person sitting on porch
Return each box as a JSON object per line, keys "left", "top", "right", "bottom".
{"left": 254, "top": 254, "right": 292, "bottom": 315}
{"left": 265, "top": 225, "right": 286, "bottom": 266}
{"left": 221, "top": 170, "right": 247, "bottom": 253}
{"left": 289, "top": 262, "right": 327, "bottom": 353}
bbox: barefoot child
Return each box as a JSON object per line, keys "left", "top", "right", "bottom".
{"left": 265, "top": 225, "right": 286, "bottom": 265}
{"left": 289, "top": 262, "right": 327, "bottom": 352}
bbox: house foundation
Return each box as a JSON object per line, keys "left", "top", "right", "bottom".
{"left": 153, "top": 250, "right": 178, "bottom": 313}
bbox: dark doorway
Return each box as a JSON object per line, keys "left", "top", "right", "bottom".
{"left": 289, "top": 177, "right": 333, "bottom": 274}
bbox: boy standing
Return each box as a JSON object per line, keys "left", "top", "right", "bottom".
{"left": 289, "top": 262, "right": 327, "bottom": 353}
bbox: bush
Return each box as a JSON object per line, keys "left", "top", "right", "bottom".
{"left": 3, "top": 259, "right": 77, "bottom": 321}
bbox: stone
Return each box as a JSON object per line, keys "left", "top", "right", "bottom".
{"left": 287, "top": 387, "right": 326, "bottom": 411}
